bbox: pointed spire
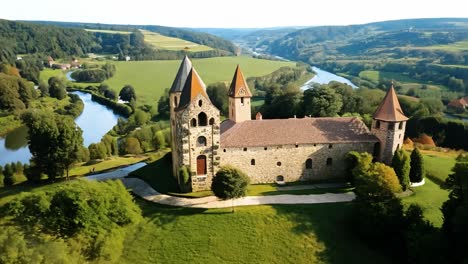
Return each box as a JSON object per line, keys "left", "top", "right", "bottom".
{"left": 169, "top": 55, "right": 192, "bottom": 94}
{"left": 228, "top": 65, "right": 252, "bottom": 98}
{"left": 178, "top": 67, "right": 210, "bottom": 108}
{"left": 373, "top": 85, "right": 408, "bottom": 122}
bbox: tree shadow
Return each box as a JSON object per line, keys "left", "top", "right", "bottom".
{"left": 270, "top": 203, "right": 393, "bottom": 264}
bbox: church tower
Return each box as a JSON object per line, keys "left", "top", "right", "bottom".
{"left": 228, "top": 65, "right": 252, "bottom": 123}
{"left": 169, "top": 56, "right": 192, "bottom": 179}
{"left": 371, "top": 85, "right": 408, "bottom": 164}
{"left": 172, "top": 67, "right": 221, "bottom": 192}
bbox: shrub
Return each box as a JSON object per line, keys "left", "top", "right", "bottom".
{"left": 211, "top": 165, "right": 250, "bottom": 200}
{"left": 413, "top": 133, "right": 436, "bottom": 146}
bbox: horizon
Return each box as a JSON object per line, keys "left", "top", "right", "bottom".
{"left": 1, "top": 0, "right": 467, "bottom": 28}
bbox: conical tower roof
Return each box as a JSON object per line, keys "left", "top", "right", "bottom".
{"left": 228, "top": 65, "right": 252, "bottom": 98}
{"left": 178, "top": 67, "right": 210, "bottom": 109}
{"left": 169, "top": 55, "right": 192, "bottom": 93}
{"left": 373, "top": 85, "right": 408, "bottom": 122}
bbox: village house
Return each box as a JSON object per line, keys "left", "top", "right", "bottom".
{"left": 169, "top": 56, "right": 408, "bottom": 192}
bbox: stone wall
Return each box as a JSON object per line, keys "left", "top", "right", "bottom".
{"left": 371, "top": 120, "right": 406, "bottom": 164}
{"left": 219, "top": 142, "right": 376, "bottom": 184}
{"left": 174, "top": 94, "right": 221, "bottom": 192}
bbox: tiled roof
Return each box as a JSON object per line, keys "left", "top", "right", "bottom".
{"left": 373, "top": 86, "right": 408, "bottom": 122}
{"left": 220, "top": 117, "right": 378, "bottom": 148}
{"left": 448, "top": 97, "right": 468, "bottom": 109}
{"left": 227, "top": 65, "right": 252, "bottom": 98}
{"left": 177, "top": 67, "right": 209, "bottom": 109}
{"left": 169, "top": 55, "right": 192, "bottom": 93}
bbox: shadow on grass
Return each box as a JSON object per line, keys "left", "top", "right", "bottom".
{"left": 270, "top": 203, "right": 393, "bottom": 264}
{"left": 128, "top": 152, "right": 179, "bottom": 194}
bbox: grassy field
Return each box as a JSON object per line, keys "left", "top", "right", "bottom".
{"left": 359, "top": 70, "right": 421, "bottom": 84}
{"left": 140, "top": 29, "right": 212, "bottom": 52}
{"left": 120, "top": 201, "right": 392, "bottom": 264}
{"left": 69, "top": 155, "right": 148, "bottom": 176}
{"left": 105, "top": 57, "right": 295, "bottom": 106}
{"left": 402, "top": 178, "right": 449, "bottom": 227}
{"left": 418, "top": 40, "right": 468, "bottom": 52}
{"left": 421, "top": 150, "right": 458, "bottom": 185}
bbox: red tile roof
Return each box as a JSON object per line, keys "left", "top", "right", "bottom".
{"left": 227, "top": 65, "right": 252, "bottom": 98}
{"left": 177, "top": 67, "right": 210, "bottom": 109}
{"left": 373, "top": 86, "right": 408, "bottom": 122}
{"left": 448, "top": 97, "right": 468, "bottom": 109}
{"left": 220, "top": 117, "right": 378, "bottom": 148}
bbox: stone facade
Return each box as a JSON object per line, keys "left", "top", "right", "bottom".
{"left": 220, "top": 142, "right": 376, "bottom": 184}
{"left": 173, "top": 93, "right": 221, "bottom": 192}
{"left": 371, "top": 120, "right": 406, "bottom": 164}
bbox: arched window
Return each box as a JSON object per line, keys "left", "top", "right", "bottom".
{"left": 398, "top": 122, "right": 404, "bottom": 130}
{"left": 388, "top": 123, "right": 395, "bottom": 130}
{"left": 198, "top": 100, "right": 203, "bottom": 107}
{"left": 251, "top": 159, "right": 255, "bottom": 165}
{"left": 209, "top": 118, "right": 215, "bottom": 125}
{"left": 306, "top": 159, "right": 313, "bottom": 169}
{"left": 276, "top": 175, "right": 284, "bottom": 182}
{"left": 328, "top": 144, "right": 333, "bottom": 149}
{"left": 196, "top": 155, "right": 207, "bottom": 175}
{"left": 197, "top": 136, "right": 207, "bottom": 147}
{"left": 375, "top": 121, "right": 381, "bottom": 129}
{"left": 190, "top": 118, "right": 197, "bottom": 127}
{"left": 198, "top": 112, "right": 207, "bottom": 126}
{"left": 326, "top": 158, "right": 333, "bottom": 166}
{"left": 174, "top": 96, "right": 178, "bottom": 107}
{"left": 241, "top": 97, "right": 244, "bottom": 105}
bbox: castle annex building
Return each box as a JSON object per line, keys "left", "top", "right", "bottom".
{"left": 169, "top": 56, "right": 408, "bottom": 192}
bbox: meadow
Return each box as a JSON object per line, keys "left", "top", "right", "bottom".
{"left": 418, "top": 40, "right": 468, "bottom": 52}
{"left": 140, "top": 29, "right": 213, "bottom": 52}
{"left": 104, "top": 57, "right": 295, "bottom": 106}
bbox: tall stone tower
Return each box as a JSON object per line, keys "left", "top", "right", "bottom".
{"left": 169, "top": 56, "right": 192, "bottom": 179}
{"left": 228, "top": 65, "right": 252, "bottom": 123}
{"left": 371, "top": 85, "right": 408, "bottom": 164}
{"left": 171, "top": 67, "right": 221, "bottom": 192}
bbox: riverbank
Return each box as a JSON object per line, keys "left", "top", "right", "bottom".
{"left": 300, "top": 66, "right": 357, "bottom": 90}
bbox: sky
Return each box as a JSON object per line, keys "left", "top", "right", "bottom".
{"left": 1, "top": 0, "right": 466, "bottom": 28}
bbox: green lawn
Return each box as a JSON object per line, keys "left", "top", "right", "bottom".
{"left": 69, "top": 155, "right": 148, "bottom": 176}
{"left": 418, "top": 40, "right": 468, "bottom": 52}
{"left": 359, "top": 70, "right": 420, "bottom": 84}
{"left": 105, "top": 57, "right": 295, "bottom": 106}
{"left": 140, "top": 29, "right": 212, "bottom": 52}
{"left": 121, "top": 201, "right": 392, "bottom": 264}
{"left": 422, "top": 150, "right": 458, "bottom": 185}
{"left": 402, "top": 178, "right": 449, "bottom": 227}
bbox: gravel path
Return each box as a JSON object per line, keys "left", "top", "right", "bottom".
{"left": 121, "top": 178, "right": 355, "bottom": 209}
{"left": 86, "top": 164, "right": 356, "bottom": 208}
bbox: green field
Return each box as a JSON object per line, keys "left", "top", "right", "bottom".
{"left": 104, "top": 57, "right": 295, "bottom": 106}
{"left": 140, "top": 29, "right": 212, "bottom": 52}
{"left": 418, "top": 40, "right": 468, "bottom": 52}
{"left": 359, "top": 70, "right": 420, "bottom": 84}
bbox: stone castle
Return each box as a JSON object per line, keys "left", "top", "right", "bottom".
{"left": 169, "top": 56, "right": 408, "bottom": 192}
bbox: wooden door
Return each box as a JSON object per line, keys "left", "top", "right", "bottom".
{"left": 197, "top": 155, "right": 207, "bottom": 175}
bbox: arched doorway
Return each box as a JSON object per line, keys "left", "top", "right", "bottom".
{"left": 197, "top": 155, "right": 207, "bottom": 175}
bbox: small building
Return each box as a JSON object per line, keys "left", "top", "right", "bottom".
{"left": 168, "top": 57, "right": 408, "bottom": 192}
{"left": 47, "top": 56, "right": 55, "bottom": 67}
{"left": 125, "top": 56, "right": 131, "bottom": 62}
{"left": 448, "top": 97, "right": 468, "bottom": 111}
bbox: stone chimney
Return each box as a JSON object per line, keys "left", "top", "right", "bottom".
{"left": 256, "top": 112, "right": 262, "bottom": 120}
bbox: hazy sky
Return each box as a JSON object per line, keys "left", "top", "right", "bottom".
{"left": 1, "top": 0, "right": 466, "bottom": 28}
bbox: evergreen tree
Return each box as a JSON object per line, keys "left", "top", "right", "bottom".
{"left": 3, "top": 163, "right": 15, "bottom": 186}
{"left": 392, "top": 149, "right": 411, "bottom": 190}
{"left": 409, "top": 148, "right": 425, "bottom": 183}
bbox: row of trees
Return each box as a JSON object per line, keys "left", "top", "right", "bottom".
{"left": 71, "top": 63, "right": 116, "bottom": 83}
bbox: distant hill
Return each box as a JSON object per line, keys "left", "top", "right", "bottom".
{"left": 28, "top": 21, "right": 238, "bottom": 55}
{"left": 0, "top": 19, "right": 238, "bottom": 64}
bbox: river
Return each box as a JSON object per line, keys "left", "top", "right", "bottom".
{"left": 301, "top": 66, "right": 357, "bottom": 90}
{"left": 0, "top": 91, "right": 121, "bottom": 166}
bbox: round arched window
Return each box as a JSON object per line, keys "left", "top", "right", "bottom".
{"left": 197, "top": 136, "right": 207, "bottom": 147}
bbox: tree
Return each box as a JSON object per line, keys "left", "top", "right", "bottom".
{"left": 3, "top": 163, "right": 15, "bottom": 186}
{"left": 179, "top": 166, "right": 191, "bottom": 192}
{"left": 104, "top": 89, "right": 117, "bottom": 101}
{"left": 48, "top": 77, "right": 67, "bottom": 100}
{"left": 409, "top": 148, "right": 425, "bottom": 183}
{"left": 123, "top": 137, "right": 142, "bottom": 155}
{"left": 392, "top": 149, "right": 411, "bottom": 190}
{"left": 153, "top": 131, "right": 167, "bottom": 150}
{"left": 206, "top": 83, "right": 229, "bottom": 116}
{"left": 89, "top": 142, "right": 107, "bottom": 160}
{"left": 119, "top": 85, "right": 136, "bottom": 102}
{"left": 303, "top": 84, "right": 343, "bottom": 117}
{"left": 157, "top": 88, "right": 170, "bottom": 119}
{"left": 211, "top": 166, "right": 250, "bottom": 212}
{"left": 22, "top": 111, "right": 83, "bottom": 181}
{"left": 441, "top": 154, "right": 468, "bottom": 263}
{"left": 38, "top": 80, "right": 49, "bottom": 97}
